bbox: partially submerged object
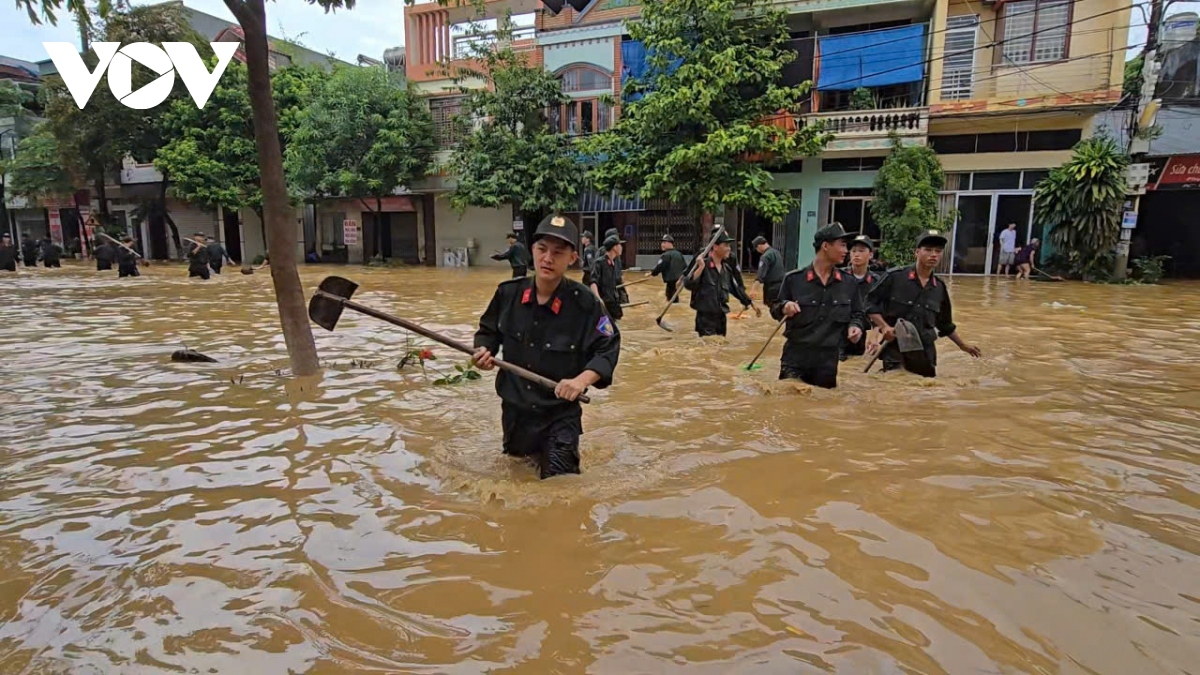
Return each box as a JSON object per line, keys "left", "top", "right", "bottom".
{"left": 172, "top": 349, "right": 218, "bottom": 363}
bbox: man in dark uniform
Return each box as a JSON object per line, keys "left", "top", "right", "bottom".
{"left": 840, "top": 234, "right": 882, "bottom": 360}
{"left": 590, "top": 234, "right": 625, "bottom": 321}
{"left": 206, "top": 238, "right": 230, "bottom": 274}
{"left": 684, "top": 230, "right": 759, "bottom": 337}
{"left": 866, "top": 229, "right": 982, "bottom": 377}
{"left": 650, "top": 234, "right": 686, "bottom": 302}
{"left": 771, "top": 223, "right": 866, "bottom": 388}
{"left": 492, "top": 232, "right": 530, "bottom": 278}
{"left": 0, "top": 234, "right": 17, "bottom": 272}
{"left": 117, "top": 236, "right": 140, "bottom": 277}
{"left": 752, "top": 235, "right": 785, "bottom": 306}
{"left": 93, "top": 238, "right": 117, "bottom": 271}
{"left": 579, "top": 232, "right": 598, "bottom": 286}
{"left": 188, "top": 232, "right": 211, "bottom": 279}
{"left": 20, "top": 234, "right": 38, "bottom": 268}
{"left": 473, "top": 213, "right": 621, "bottom": 479}
{"left": 603, "top": 227, "right": 622, "bottom": 275}
{"left": 40, "top": 237, "right": 62, "bottom": 268}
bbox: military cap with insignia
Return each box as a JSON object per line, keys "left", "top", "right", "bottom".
{"left": 531, "top": 213, "right": 579, "bottom": 249}
{"left": 751, "top": 235, "right": 768, "bottom": 246}
{"left": 603, "top": 234, "right": 625, "bottom": 250}
{"left": 915, "top": 229, "right": 948, "bottom": 248}
{"left": 712, "top": 229, "right": 735, "bottom": 244}
{"left": 661, "top": 234, "right": 674, "bottom": 243}
{"left": 850, "top": 234, "right": 875, "bottom": 250}
{"left": 814, "top": 222, "right": 855, "bottom": 244}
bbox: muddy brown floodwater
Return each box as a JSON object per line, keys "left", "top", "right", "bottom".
{"left": 1, "top": 261, "right": 1199, "bottom": 674}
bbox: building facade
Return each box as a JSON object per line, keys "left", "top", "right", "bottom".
{"left": 402, "top": 0, "right": 1131, "bottom": 272}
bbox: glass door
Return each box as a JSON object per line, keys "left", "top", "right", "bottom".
{"left": 994, "top": 194, "right": 1032, "bottom": 273}
{"left": 952, "top": 194, "right": 995, "bottom": 274}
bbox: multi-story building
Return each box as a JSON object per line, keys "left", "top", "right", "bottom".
{"left": 402, "top": 0, "right": 1132, "bottom": 272}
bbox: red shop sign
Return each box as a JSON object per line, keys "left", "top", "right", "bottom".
{"left": 1156, "top": 155, "right": 1200, "bottom": 187}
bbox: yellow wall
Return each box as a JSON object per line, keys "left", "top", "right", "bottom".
{"left": 930, "top": 0, "right": 1129, "bottom": 114}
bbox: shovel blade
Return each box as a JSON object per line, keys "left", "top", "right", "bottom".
{"left": 894, "top": 319, "right": 924, "bottom": 353}
{"left": 309, "top": 276, "right": 360, "bottom": 331}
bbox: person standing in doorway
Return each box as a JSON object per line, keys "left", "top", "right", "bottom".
{"left": 866, "top": 230, "right": 982, "bottom": 377}
{"left": 492, "top": 232, "right": 530, "bottom": 278}
{"left": 472, "top": 213, "right": 621, "bottom": 480}
{"left": 40, "top": 237, "right": 62, "bottom": 268}
{"left": 188, "top": 232, "right": 211, "bottom": 280}
{"left": 206, "top": 238, "right": 231, "bottom": 275}
{"left": 752, "top": 235, "right": 785, "bottom": 306}
{"left": 770, "top": 223, "right": 866, "bottom": 388}
{"left": 650, "top": 234, "right": 686, "bottom": 302}
{"left": 997, "top": 222, "right": 1018, "bottom": 276}
{"left": 684, "top": 230, "right": 759, "bottom": 337}
{"left": 117, "top": 236, "right": 141, "bottom": 278}
{"left": 20, "top": 233, "right": 38, "bottom": 268}
{"left": 0, "top": 234, "right": 17, "bottom": 272}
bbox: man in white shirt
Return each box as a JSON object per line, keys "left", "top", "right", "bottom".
{"left": 997, "top": 223, "right": 1018, "bottom": 276}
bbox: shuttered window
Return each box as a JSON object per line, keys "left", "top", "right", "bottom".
{"left": 942, "top": 15, "right": 979, "bottom": 100}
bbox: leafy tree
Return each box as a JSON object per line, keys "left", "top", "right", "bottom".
{"left": 1, "top": 81, "right": 38, "bottom": 238}
{"left": 584, "top": 0, "right": 828, "bottom": 223}
{"left": 445, "top": 13, "right": 585, "bottom": 229}
{"left": 157, "top": 61, "right": 324, "bottom": 251}
{"left": 1033, "top": 135, "right": 1129, "bottom": 281}
{"left": 1123, "top": 54, "right": 1144, "bottom": 100}
{"left": 870, "top": 136, "right": 952, "bottom": 267}
{"left": 7, "top": 124, "right": 76, "bottom": 203}
{"left": 285, "top": 65, "right": 435, "bottom": 257}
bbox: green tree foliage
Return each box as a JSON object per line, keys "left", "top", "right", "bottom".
{"left": 1033, "top": 135, "right": 1129, "bottom": 281}
{"left": 157, "top": 61, "right": 324, "bottom": 249}
{"left": 7, "top": 124, "right": 76, "bottom": 202}
{"left": 445, "top": 13, "right": 585, "bottom": 224}
{"left": 1123, "top": 54, "right": 1144, "bottom": 100}
{"left": 286, "top": 66, "right": 435, "bottom": 252}
{"left": 1, "top": 80, "right": 38, "bottom": 235}
{"left": 584, "top": 0, "right": 828, "bottom": 222}
{"left": 870, "top": 136, "right": 952, "bottom": 267}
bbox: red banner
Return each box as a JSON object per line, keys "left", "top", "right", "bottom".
{"left": 1156, "top": 155, "right": 1200, "bottom": 188}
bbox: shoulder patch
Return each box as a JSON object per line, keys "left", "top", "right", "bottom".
{"left": 596, "top": 315, "right": 615, "bottom": 336}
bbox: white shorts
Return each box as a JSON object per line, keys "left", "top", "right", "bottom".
{"left": 998, "top": 251, "right": 1015, "bottom": 265}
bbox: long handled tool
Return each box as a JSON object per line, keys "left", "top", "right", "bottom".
{"left": 863, "top": 319, "right": 925, "bottom": 374}
{"left": 97, "top": 231, "right": 149, "bottom": 266}
{"left": 656, "top": 226, "right": 726, "bottom": 332}
{"left": 308, "top": 276, "right": 590, "bottom": 404}
{"left": 621, "top": 300, "right": 649, "bottom": 309}
{"left": 616, "top": 276, "right": 653, "bottom": 290}
{"left": 742, "top": 318, "right": 786, "bottom": 371}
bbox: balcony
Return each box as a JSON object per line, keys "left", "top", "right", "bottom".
{"left": 120, "top": 161, "right": 164, "bottom": 185}
{"left": 798, "top": 107, "right": 929, "bottom": 151}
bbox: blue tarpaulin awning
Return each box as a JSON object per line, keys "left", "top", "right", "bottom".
{"left": 578, "top": 189, "right": 645, "bottom": 212}
{"left": 621, "top": 39, "right": 682, "bottom": 101}
{"left": 817, "top": 24, "right": 926, "bottom": 91}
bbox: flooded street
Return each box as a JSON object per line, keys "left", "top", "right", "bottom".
{"left": 1, "top": 262, "right": 1199, "bottom": 674}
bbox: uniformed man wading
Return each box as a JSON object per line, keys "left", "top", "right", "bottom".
{"left": 21, "top": 234, "right": 38, "bottom": 268}
{"left": 188, "top": 233, "right": 211, "bottom": 280}
{"left": 0, "top": 234, "right": 17, "bottom": 272}
{"left": 117, "top": 236, "right": 140, "bottom": 278}
{"left": 752, "top": 235, "right": 785, "bottom": 305}
{"left": 579, "top": 232, "right": 597, "bottom": 286}
{"left": 93, "top": 238, "right": 117, "bottom": 271}
{"left": 866, "top": 229, "right": 982, "bottom": 377}
{"left": 590, "top": 234, "right": 626, "bottom": 321}
{"left": 684, "top": 229, "right": 759, "bottom": 337}
{"left": 492, "top": 232, "right": 531, "bottom": 278}
{"left": 206, "top": 239, "right": 231, "bottom": 274}
{"left": 40, "top": 237, "right": 62, "bottom": 268}
{"left": 650, "top": 234, "right": 686, "bottom": 302}
{"left": 472, "top": 213, "right": 621, "bottom": 479}
{"left": 840, "top": 234, "right": 881, "bottom": 359}
{"left": 771, "top": 223, "right": 866, "bottom": 388}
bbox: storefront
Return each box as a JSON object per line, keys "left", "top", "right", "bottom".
{"left": 938, "top": 169, "right": 1048, "bottom": 274}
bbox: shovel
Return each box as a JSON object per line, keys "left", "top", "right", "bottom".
{"left": 656, "top": 226, "right": 726, "bottom": 332}
{"left": 863, "top": 318, "right": 927, "bottom": 375}
{"left": 308, "top": 276, "right": 590, "bottom": 403}
{"left": 616, "top": 276, "right": 653, "bottom": 290}
{"left": 741, "top": 318, "right": 786, "bottom": 371}
{"left": 97, "top": 231, "right": 149, "bottom": 266}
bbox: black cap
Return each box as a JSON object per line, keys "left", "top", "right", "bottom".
{"left": 581, "top": 231, "right": 592, "bottom": 239}
{"left": 751, "top": 235, "right": 767, "bottom": 246}
{"left": 661, "top": 234, "right": 674, "bottom": 243}
{"left": 849, "top": 234, "right": 875, "bottom": 250}
{"left": 915, "top": 229, "right": 948, "bottom": 248}
{"left": 814, "top": 222, "right": 855, "bottom": 245}
{"left": 603, "top": 235, "right": 625, "bottom": 250}
{"left": 506, "top": 232, "right": 518, "bottom": 240}
{"left": 531, "top": 213, "right": 579, "bottom": 249}
{"left": 712, "top": 230, "right": 735, "bottom": 245}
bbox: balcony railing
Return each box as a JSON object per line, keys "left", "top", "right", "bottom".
{"left": 936, "top": 51, "right": 1117, "bottom": 106}
{"left": 799, "top": 107, "right": 929, "bottom": 137}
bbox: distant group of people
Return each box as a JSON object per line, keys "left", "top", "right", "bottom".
{"left": 186, "top": 232, "right": 232, "bottom": 280}
{"left": 0, "top": 233, "right": 65, "bottom": 271}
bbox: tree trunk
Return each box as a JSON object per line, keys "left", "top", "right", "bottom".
{"left": 376, "top": 196, "right": 384, "bottom": 260}
{"left": 226, "top": 0, "right": 320, "bottom": 377}
{"left": 159, "top": 174, "right": 183, "bottom": 257}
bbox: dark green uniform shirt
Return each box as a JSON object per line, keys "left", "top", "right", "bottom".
{"left": 493, "top": 242, "right": 530, "bottom": 269}
{"left": 651, "top": 249, "right": 687, "bottom": 283}
{"left": 474, "top": 276, "right": 620, "bottom": 416}
{"left": 865, "top": 266, "right": 957, "bottom": 345}
{"left": 756, "top": 247, "right": 785, "bottom": 285}
{"left": 770, "top": 265, "right": 866, "bottom": 353}
{"left": 684, "top": 258, "right": 754, "bottom": 315}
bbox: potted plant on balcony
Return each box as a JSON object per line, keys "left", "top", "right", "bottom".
{"left": 849, "top": 87, "right": 876, "bottom": 111}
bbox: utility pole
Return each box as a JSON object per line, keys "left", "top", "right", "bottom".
{"left": 1116, "top": 0, "right": 1165, "bottom": 280}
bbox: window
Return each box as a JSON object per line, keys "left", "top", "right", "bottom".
{"left": 1000, "top": 0, "right": 1071, "bottom": 65}
{"left": 561, "top": 66, "right": 612, "bottom": 93}
{"left": 942, "top": 15, "right": 979, "bottom": 100}
{"left": 930, "top": 129, "right": 1082, "bottom": 154}
{"left": 552, "top": 99, "right": 612, "bottom": 136}
{"left": 429, "top": 96, "right": 464, "bottom": 147}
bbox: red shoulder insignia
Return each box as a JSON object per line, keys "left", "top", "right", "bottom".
{"left": 551, "top": 297, "right": 562, "bottom": 314}
{"left": 521, "top": 288, "right": 532, "bottom": 304}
